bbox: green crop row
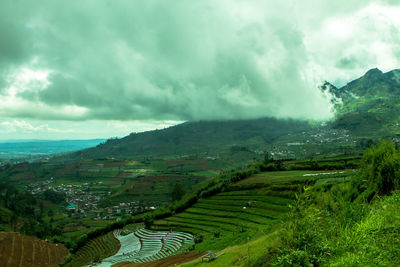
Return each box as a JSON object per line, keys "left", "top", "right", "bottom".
{"left": 64, "top": 232, "right": 118, "bottom": 267}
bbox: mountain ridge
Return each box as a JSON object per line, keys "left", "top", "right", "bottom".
{"left": 322, "top": 68, "right": 400, "bottom": 135}
{"left": 66, "top": 67, "right": 400, "bottom": 160}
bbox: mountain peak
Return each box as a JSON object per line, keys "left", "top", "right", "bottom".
{"left": 365, "top": 68, "right": 383, "bottom": 77}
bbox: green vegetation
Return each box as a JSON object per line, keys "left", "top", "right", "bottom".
{"left": 358, "top": 140, "right": 400, "bottom": 196}
{"left": 63, "top": 231, "right": 119, "bottom": 267}
{"left": 183, "top": 141, "right": 400, "bottom": 266}
{"left": 172, "top": 182, "right": 186, "bottom": 201}
{"left": 3, "top": 132, "right": 400, "bottom": 267}
{"left": 0, "top": 182, "right": 63, "bottom": 238}
{"left": 153, "top": 185, "right": 294, "bottom": 251}
{"left": 65, "top": 154, "right": 360, "bottom": 262}
{"left": 72, "top": 118, "right": 313, "bottom": 160}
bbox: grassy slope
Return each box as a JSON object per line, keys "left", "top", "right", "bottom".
{"left": 182, "top": 142, "right": 400, "bottom": 266}
{"left": 182, "top": 231, "right": 280, "bottom": 267}
{"left": 182, "top": 192, "right": 400, "bottom": 267}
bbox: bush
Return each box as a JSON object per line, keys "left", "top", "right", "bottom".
{"left": 274, "top": 249, "right": 314, "bottom": 267}
{"left": 359, "top": 141, "right": 400, "bottom": 195}
{"left": 194, "top": 234, "right": 204, "bottom": 243}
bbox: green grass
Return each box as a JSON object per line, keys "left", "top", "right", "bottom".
{"left": 182, "top": 230, "right": 281, "bottom": 267}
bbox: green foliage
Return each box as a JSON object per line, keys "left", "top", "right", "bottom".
{"left": 70, "top": 118, "right": 312, "bottom": 159}
{"left": 270, "top": 181, "right": 400, "bottom": 267}
{"left": 43, "top": 189, "right": 66, "bottom": 204}
{"left": 359, "top": 140, "right": 400, "bottom": 196}
{"left": 172, "top": 182, "right": 186, "bottom": 201}
{"left": 144, "top": 214, "right": 154, "bottom": 229}
{"left": 194, "top": 234, "right": 203, "bottom": 243}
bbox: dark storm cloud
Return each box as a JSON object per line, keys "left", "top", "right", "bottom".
{"left": 1, "top": 0, "right": 400, "bottom": 122}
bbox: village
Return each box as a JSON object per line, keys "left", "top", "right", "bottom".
{"left": 27, "top": 178, "right": 158, "bottom": 221}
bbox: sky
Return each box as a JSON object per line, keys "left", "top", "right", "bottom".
{"left": 1, "top": 0, "right": 400, "bottom": 140}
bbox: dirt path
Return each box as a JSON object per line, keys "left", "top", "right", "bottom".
{"left": 114, "top": 252, "right": 206, "bottom": 267}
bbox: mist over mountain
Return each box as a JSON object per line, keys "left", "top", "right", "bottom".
{"left": 62, "top": 68, "right": 400, "bottom": 160}
{"left": 322, "top": 68, "right": 400, "bottom": 135}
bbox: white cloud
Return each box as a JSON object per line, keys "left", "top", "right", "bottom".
{"left": 304, "top": 3, "right": 400, "bottom": 86}
{"left": 0, "top": 0, "right": 400, "bottom": 139}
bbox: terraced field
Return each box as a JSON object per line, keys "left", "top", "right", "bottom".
{"left": 235, "top": 170, "right": 354, "bottom": 186}
{"left": 67, "top": 170, "right": 353, "bottom": 265}
{"left": 153, "top": 170, "right": 354, "bottom": 251}
{"left": 67, "top": 227, "right": 194, "bottom": 267}
{"left": 65, "top": 231, "right": 120, "bottom": 267}
{"left": 153, "top": 186, "right": 294, "bottom": 251}
{"left": 98, "top": 228, "right": 194, "bottom": 266}
{"left": 0, "top": 232, "right": 68, "bottom": 267}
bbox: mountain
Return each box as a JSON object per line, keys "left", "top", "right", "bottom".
{"left": 65, "top": 67, "right": 400, "bottom": 160}
{"left": 70, "top": 118, "right": 312, "bottom": 159}
{"left": 322, "top": 68, "right": 400, "bottom": 136}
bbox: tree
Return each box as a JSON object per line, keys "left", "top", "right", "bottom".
{"left": 171, "top": 183, "right": 186, "bottom": 202}
{"left": 48, "top": 209, "right": 54, "bottom": 217}
{"left": 43, "top": 189, "right": 66, "bottom": 204}
{"left": 144, "top": 214, "right": 154, "bottom": 229}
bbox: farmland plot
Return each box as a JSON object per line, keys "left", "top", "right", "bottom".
{"left": 93, "top": 228, "right": 194, "bottom": 266}
{"left": 0, "top": 232, "right": 68, "bottom": 267}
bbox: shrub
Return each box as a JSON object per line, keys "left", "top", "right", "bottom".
{"left": 144, "top": 214, "right": 154, "bottom": 229}
{"left": 359, "top": 141, "right": 400, "bottom": 195}
{"left": 213, "top": 231, "right": 220, "bottom": 238}
{"left": 194, "top": 234, "right": 204, "bottom": 243}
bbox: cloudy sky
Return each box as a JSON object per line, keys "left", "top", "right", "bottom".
{"left": 1, "top": 0, "right": 400, "bottom": 139}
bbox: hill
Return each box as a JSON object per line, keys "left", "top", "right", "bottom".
{"left": 70, "top": 118, "right": 312, "bottom": 160}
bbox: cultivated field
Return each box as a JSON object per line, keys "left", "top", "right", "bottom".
{"left": 67, "top": 170, "right": 355, "bottom": 266}
{"left": 68, "top": 227, "right": 194, "bottom": 267}
{"left": 0, "top": 232, "right": 69, "bottom": 267}
{"left": 153, "top": 170, "right": 353, "bottom": 251}
{"left": 97, "top": 228, "right": 194, "bottom": 266}
{"left": 65, "top": 231, "right": 120, "bottom": 267}
{"left": 153, "top": 187, "right": 294, "bottom": 251}
{"left": 235, "top": 170, "right": 354, "bottom": 186}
